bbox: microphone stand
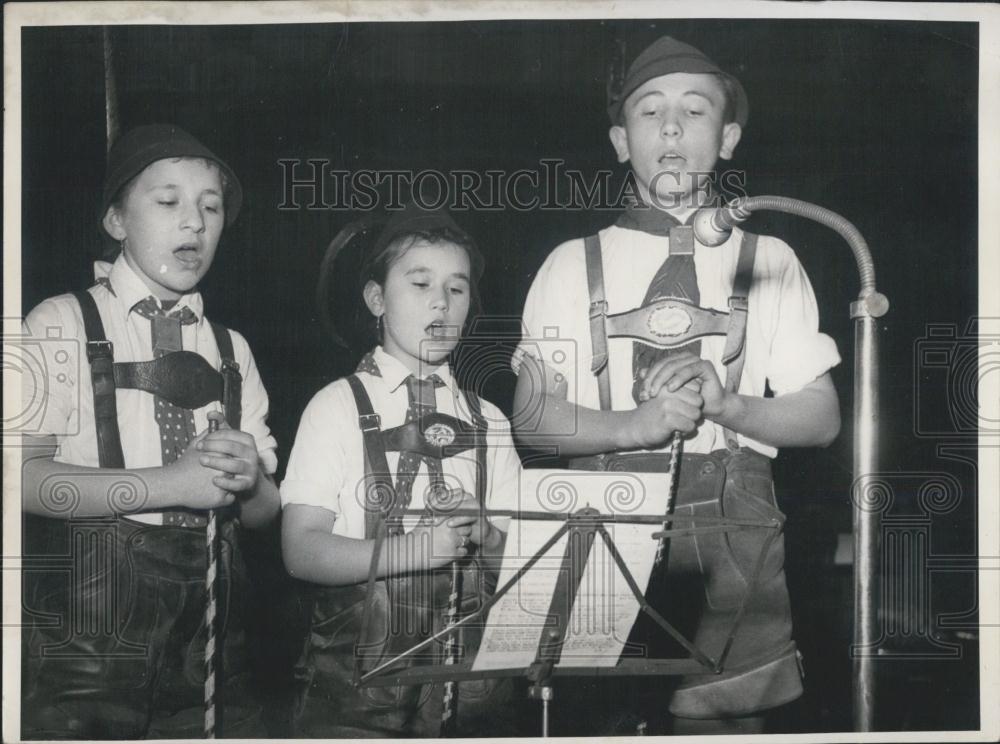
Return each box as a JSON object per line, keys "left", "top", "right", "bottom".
{"left": 694, "top": 197, "right": 889, "bottom": 732}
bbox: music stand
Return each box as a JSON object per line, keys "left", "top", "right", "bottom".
{"left": 354, "top": 504, "right": 782, "bottom": 737}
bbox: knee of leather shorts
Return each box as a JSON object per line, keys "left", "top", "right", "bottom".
{"left": 571, "top": 449, "right": 785, "bottom": 611}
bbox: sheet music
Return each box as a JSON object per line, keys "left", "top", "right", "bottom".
{"left": 473, "top": 469, "right": 670, "bottom": 671}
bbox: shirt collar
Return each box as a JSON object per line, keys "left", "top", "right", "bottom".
{"left": 99, "top": 254, "right": 204, "bottom": 321}
{"left": 371, "top": 346, "right": 455, "bottom": 393}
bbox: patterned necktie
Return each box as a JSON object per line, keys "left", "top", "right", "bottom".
{"left": 392, "top": 373, "right": 447, "bottom": 535}
{"left": 618, "top": 205, "right": 702, "bottom": 404}
{"left": 132, "top": 296, "right": 205, "bottom": 527}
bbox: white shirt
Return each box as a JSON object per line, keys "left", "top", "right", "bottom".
{"left": 280, "top": 346, "right": 521, "bottom": 539}
{"left": 513, "top": 224, "right": 841, "bottom": 458}
{"left": 21, "top": 254, "right": 278, "bottom": 522}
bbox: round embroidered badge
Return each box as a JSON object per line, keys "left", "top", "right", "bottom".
{"left": 424, "top": 422, "right": 456, "bottom": 446}
{"left": 647, "top": 304, "right": 693, "bottom": 338}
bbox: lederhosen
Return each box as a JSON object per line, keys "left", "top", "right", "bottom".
{"left": 22, "top": 287, "right": 260, "bottom": 740}
{"left": 567, "top": 231, "right": 803, "bottom": 724}
{"left": 294, "top": 370, "right": 514, "bottom": 738}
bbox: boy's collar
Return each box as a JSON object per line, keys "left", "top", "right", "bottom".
{"left": 97, "top": 255, "right": 204, "bottom": 322}
{"left": 617, "top": 201, "right": 696, "bottom": 235}
{"left": 371, "top": 346, "right": 455, "bottom": 393}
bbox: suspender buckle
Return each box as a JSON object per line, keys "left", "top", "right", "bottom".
{"left": 85, "top": 339, "right": 114, "bottom": 362}
{"left": 728, "top": 295, "right": 748, "bottom": 312}
{"left": 358, "top": 412, "right": 382, "bottom": 433}
{"left": 589, "top": 299, "right": 608, "bottom": 320}
{"left": 221, "top": 358, "right": 241, "bottom": 376}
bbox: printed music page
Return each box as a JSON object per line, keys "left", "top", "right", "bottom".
{"left": 473, "top": 469, "right": 669, "bottom": 671}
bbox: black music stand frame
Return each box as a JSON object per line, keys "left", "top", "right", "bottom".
{"left": 352, "top": 505, "right": 782, "bottom": 736}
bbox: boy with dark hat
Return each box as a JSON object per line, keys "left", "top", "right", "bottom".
{"left": 20, "top": 124, "right": 278, "bottom": 738}
{"left": 512, "top": 35, "right": 841, "bottom": 735}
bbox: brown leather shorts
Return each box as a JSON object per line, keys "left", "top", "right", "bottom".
{"left": 21, "top": 516, "right": 261, "bottom": 739}
{"left": 294, "top": 560, "right": 515, "bottom": 738}
{"left": 568, "top": 447, "right": 803, "bottom": 720}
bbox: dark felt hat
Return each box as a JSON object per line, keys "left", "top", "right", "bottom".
{"left": 366, "top": 202, "right": 484, "bottom": 280}
{"left": 607, "top": 35, "right": 748, "bottom": 127}
{"left": 100, "top": 124, "right": 242, "bottom": 233}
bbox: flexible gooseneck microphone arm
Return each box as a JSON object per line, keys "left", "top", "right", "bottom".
{"left": 695, "top": 196, "right": 889, "bottom": 733}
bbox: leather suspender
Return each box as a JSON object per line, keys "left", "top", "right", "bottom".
{"left": 72, "top": 290, "right": 125, "bottom": 468}
{"left": 584, "top": 235, "right": 612, "bottom": 411}
{"left": 345, "top": 374, "right": 489, "bottom": 540}
{"left": 73, "top": 288, "right": 243, "bottom": 467}
{"left": 721, "top": 232, "right": 757, "bottom": 449}
{"left": 209, "top": 321, "right": 242, "bottom": 430}
{"left": 467, "top": 393, "right": 488, "bottom": 508}
{"left": 346, "top": 375, "right": 396, "bottom": 539}
{"left": 582, "top": 232, "right": 757, "bottom": 448}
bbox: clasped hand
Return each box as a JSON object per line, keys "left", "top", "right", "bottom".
{"left": 166, "top": 411, "right": 263, "bottom": 510}
{"left": 409, "top": 489, "right": 498, "bottom": 569}
{"left": 629, "top": 351, "right": 728, "bottom": 449}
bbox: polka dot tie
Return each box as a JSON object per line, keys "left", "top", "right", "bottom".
{"left": 132, "top": 297, "right": 205, "bottom": 527}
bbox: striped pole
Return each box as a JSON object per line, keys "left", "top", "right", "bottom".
{"left": 653, "top": 431, "right": 683, "bottom": 568}
{"left": 440, "top": 558, "right": 461, "bottom": 735}
{"left": 204, "top": 417, "right": 222, "bottom": 738}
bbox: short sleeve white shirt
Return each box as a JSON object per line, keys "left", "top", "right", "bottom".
{"left": 280, "top": 346, "right": 522, "bottom": 539}
{"left": 20, "top": 255, "right": 279, "bottom": 522}
{"left": 514, "top": 225, "right": 841, "bottom": 458}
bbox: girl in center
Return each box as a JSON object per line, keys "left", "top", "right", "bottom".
{"left": 281, "top": 204, "right": 521, "bottom": 738}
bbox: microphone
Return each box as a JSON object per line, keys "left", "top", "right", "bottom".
{"left": 693, "top": 201, "right": 752, "bottom": 246}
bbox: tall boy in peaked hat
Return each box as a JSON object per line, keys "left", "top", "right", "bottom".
{"left": 512, "top": 35, "right": 841, "bottom": 735}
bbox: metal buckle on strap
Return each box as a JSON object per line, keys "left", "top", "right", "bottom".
{"left": 86, "top": 339, "right": 114, "bottom": 361}
{"left": 358, "top": 412, "right": 381, "bottom": 432}
{"left": 589, "top": 299, "right": 608, "bottom": 320}
{"left": 728, "top": 295, "right": 748, "bottom": 312}
{"left": 221, "top": 358, "right": 241, "bottom": 375}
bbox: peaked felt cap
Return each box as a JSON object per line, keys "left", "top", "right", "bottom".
{"left": 608, "top": 35, "right": 748, "bottom": 127}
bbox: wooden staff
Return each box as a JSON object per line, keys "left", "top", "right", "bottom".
{"left": 653, "top": 431, "right": 683, "bottom": 569}
{"left": 439, "top": 557, "right": 461, "bottom": 736}
{"left": 204, "top": 416, "right": 222, "bottom": 738}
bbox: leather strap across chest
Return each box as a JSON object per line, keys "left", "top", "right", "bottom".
{"left": 584, "top": 232, "right": 757, "bottom": 450}
{"left": 344, "top": 374, "right": 488, "bottom": 540}
{"left": 72, "top": 289, "right": 242, "bottom": 469}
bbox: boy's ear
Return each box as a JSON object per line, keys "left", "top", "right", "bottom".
{"left": 362, "top": 280, "right": 385, "bottom": 317}
{"left": 609, "top": 126, "right": 631, "bottom": 164}
{"left": 718, "top": 122, "right": 742, "bottom": 161}
{"left": 101, "top": 207, "right": 126, "bottom": 241}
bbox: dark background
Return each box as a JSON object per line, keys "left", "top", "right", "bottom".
{"left": 21, "top": 18, "right": 981, "bottom": 734}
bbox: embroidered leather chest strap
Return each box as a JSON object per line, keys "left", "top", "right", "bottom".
{"left": 584, "top": 235, "right": 611, "bottom": 411}
{"left": 72, "top": 290, "right": 126, "bottom": 469}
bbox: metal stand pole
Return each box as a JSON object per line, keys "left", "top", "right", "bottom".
{"left": 852, "top": 308, "right": 881, "bottom": 731}
{"left": 541, "top": 684, "right": 552, "bottom": 737}
{"left": 695, "top": 196, "right": 889, "bottom": 731}
{"left": 102, "top": 27, "right": 120, "bottom": 150}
